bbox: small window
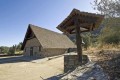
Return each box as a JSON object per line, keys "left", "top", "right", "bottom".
{"left": 39, "top": 46, "right": 41, "bottom": 51}
{"left": 24, "top": 48, "right": 26, "bottom": 52}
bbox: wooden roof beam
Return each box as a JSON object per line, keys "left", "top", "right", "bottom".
{"left": 71, "top": 29, "right": 90, "bottom": 34}
{"left": 78, "top": 16, "right": 97, "bottom": 23}
{"left": 65, "top": 23, "right": 93, "bottom": 31}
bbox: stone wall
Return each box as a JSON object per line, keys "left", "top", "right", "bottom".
{"left": 43, "top": 48, "right": 67, "bottom": 57}
{"left": 64, "top": 53, "right": 89, "bottom": 72}
{"left": 24, "top": 47, "right": 30, "bottom": 56}
{"left": 23, "top": 38, "right": 42, "bottom": 57}
{"left": 23, "top": 38, "right": 68, "bottom": 57}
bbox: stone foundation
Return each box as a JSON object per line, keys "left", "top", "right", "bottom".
{"left": 64, "top": 53, "right": 89, "bottom": 72}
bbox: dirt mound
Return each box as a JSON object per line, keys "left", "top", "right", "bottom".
{"left": 87, "top": 50, "right": 120, "bottom": 80}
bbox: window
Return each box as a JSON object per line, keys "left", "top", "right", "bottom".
{"left": 24, "top": 48, "right": 26, "bottom": 52}
{"left": 39, "top": 46, "right": 41, "bottom": 52}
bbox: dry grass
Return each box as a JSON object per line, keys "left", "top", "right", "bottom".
{"left": 86, "top": 48, "right": 120, "bottom": 80}
{"left": 86, "top": 44, "right": 120, "bottom": 52}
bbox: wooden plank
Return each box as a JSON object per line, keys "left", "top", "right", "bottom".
{"left": 65, "top": 23, "right": 93, "bottom": 34}
{"left": 65, "top": 23, "right": 91, "bottom": 30}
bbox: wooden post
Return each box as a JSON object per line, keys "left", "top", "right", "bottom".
{"left": 74, "top": 16, "right": 82, "bottom": 64}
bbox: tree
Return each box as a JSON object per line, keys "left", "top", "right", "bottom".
{"left": 8, "top": 45, "right": 16, "bottom": 55}
{"left": 16, "top": 42, "right": 22, "bottom": 51}
{"left": 92, "top": 0, "right": 120, "bottom": 18}
{"left": 7, "top": 42, "right": 22, "bottom": 55}
{"left": 91, "top": 0, "right": 120, "bottom": 46}
{"left": 0, "top": 46, "right": 9, "bottom": 54}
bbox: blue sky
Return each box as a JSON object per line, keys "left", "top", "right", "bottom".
{"left": 0, "top": 0, "right": 96, "bottom": 47}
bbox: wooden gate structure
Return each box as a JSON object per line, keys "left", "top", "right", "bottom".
{"left": 57, "top": 9, "right": 104, "bottom": 64}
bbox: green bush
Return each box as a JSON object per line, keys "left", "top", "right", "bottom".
{"left": 7, "top": 45, "right": 16, "bottom": 55}
{"left": 0, "top": 46, "right": 9, "bottom": 54}
{"left": 98, "top": 18, "right": 120, "bottom": 45}
{"left": 103, "top": 33, "right": 120, "bottom": 44}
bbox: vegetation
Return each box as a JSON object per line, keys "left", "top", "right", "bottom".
{"left": 92, "top": 0, "right": 120, "bottom": 17}
{"left": 0, "top": 46, "right": 9, "bottom": 54}
{"left": 0, "top": 42, "right": 23, "bottom": 55}
{"left": 68, "top": 0, "right": 120, "bottom": 49}
{"left": 7, "top": 45, "right": 16, "bottom": 55}
{"left": 81, "top": 0, "right": 120, "bottom": 49}
{"left": 82, "top": 18, "right": 120, "bottom": 49}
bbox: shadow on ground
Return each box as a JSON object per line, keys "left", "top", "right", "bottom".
{"left": 45, "top": 71, "right": 72, "bottom": 80}
{"left": 0, "top": 56, "right": 42, "bottom": 64}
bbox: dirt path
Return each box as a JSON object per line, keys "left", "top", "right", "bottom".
{"left": 0, "top": 56, "right": 64, "bottom": 80}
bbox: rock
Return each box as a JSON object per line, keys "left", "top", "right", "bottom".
{"left": 61, "top": 62, "right": 109, "bottom": 80}
{"left": 88, "top": 77, "right": 96, "bottom": 80}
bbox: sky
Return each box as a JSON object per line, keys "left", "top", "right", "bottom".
{"left": 0, "top": 0, "right": 96, "bottom": 47}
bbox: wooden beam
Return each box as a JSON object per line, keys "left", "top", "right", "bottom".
{"left": 69, "top": 28, "right": 75, "bottom": 34}
{"left": 78, "top": 16, "right": 97, "bottom": 23}
{"left": 57, "top": 27, "right": 70, "bottom": 34}
{"left": 71, "top": 29, "right": 90, "bottom": 34}
{"left": 63, "top": 18, "right": 74, "bottom": 29}
{"left": 74, "top": 15, "right": 82, "bottom": 64}
{"left": 65, "top": 23, "right": 92, "bottom": 32}
{"left": 66, "top": 25, "right": 75, "bottom": 31}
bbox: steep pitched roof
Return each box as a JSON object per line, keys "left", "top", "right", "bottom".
{"left": 57, "top": 8, "right": 104, "bottom": 34}
{"left": 21, "top": 24, "right": 76, "bottom": 50}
